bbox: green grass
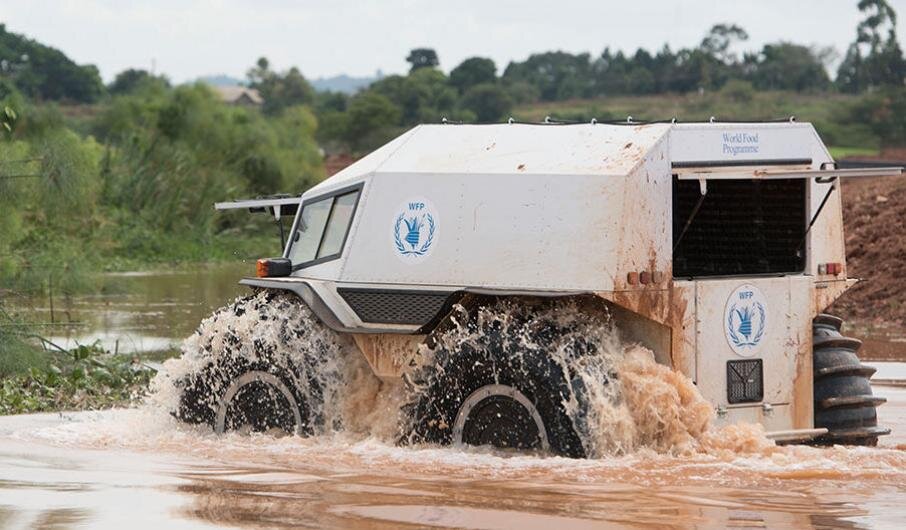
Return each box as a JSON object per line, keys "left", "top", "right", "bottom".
{"left": 827, "top": 146, "right": 881, "bottom": 159}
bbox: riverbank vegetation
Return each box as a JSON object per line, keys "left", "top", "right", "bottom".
{"left": 0, "top": 343, "right": 154, "bottom": 415}
{"left": 2, "top": 0, "right": 906, "bottom": 412}
{"left": 3, "top": 1, "right": 905, "bottom": 298}
{"left": 0, "top": 305, "right": 154, "bottom": 414}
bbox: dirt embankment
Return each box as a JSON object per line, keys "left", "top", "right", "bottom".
{"left": 830, "top": 169, "right": 906, "bottom": 335}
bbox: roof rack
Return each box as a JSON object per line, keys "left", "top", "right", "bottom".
{"left": 440, "top": 116, "right": 801, "bottom": 126}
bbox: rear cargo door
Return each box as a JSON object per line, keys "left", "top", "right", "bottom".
{"left": 695, "top": 276, "right": 812, "bottom": 431}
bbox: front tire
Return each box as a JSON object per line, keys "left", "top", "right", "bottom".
{"left": 172, "top": 289, "right": 344, "bottom": 436}
{"left": 402, "top": 299, "right": 617, "bottom": 458}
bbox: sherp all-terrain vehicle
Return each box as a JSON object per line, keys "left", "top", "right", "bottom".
{"left": 173, "top": 120, "right": 902, "bottom": 456}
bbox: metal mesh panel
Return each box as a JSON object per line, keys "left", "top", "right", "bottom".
{"left": 727, "top": 359, "right": 764, "bottom": 404}
{"left": 673, "top": 178, "right": 806, "bottom": 277}
{"left": 338, "top": 289, "right": 451, "bottom": 325}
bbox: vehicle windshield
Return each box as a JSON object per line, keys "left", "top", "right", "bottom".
{"left": 288, "top": 189, "right": 360, "bottom": 267}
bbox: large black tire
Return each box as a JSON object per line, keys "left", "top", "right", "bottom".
{"left": 171, "top": 289, "right": 345, "bottom": 435}
{"left": 402, "top": 299, "right": 616, "bottom": 458}
{"left": 812, "top": 313, "right": 890, "bottom": 446}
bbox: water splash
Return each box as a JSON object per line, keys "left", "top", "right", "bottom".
{"left": 149, "top": 290, "right": 399, "bottom": 436}
{"left": 403, "top": 299, "right": 727, "bottom": 457}
{"left": 146, "top": 292, "right": 782, "bottom": 458}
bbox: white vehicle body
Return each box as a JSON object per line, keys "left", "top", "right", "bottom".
{"left": 244, "top": 121, "right": 900, "bottom": 439}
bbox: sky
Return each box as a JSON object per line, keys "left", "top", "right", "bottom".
{"left": 2, "top": 0, "right": 905, "bottom": 83}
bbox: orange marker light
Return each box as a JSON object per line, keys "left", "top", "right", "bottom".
{"left": 256, "top": 258, "right": 292, "bottom": 278}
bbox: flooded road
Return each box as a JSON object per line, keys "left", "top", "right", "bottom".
{"left": 1, "top": 385, "right": 905, "bottom": 529}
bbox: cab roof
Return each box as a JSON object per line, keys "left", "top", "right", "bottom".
{"left": 311, "top": 123, "right": 671, "bottom": 194}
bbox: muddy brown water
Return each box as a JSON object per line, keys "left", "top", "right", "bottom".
{"left": 19, "top": 263, "right": 251, "bottom": 355}
{"left": 5, "top": 264, "right": 906, "bottom": 528}
{"left": 0, "top": 386, "right": 905, "bottom": 529}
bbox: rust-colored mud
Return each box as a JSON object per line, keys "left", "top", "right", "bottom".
{"left": 831, "top": 175, "right": 906, "bottom": 335}
{"left": 1, "top": 387, "right": 905, "bottom": 529}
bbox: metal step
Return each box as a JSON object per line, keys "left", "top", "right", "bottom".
{"left": 818, "top": 394, "right": 887, "bottom": 410}
{"left": 814, "top": 313, "right": 845, "bottom": 331}
{"left": 815, "top": 363, "right": 877, "bottom": 379}
{"left": 813, "top": 336, "right": 863, "bottom": 352}
{"left": 818, "top": 425, "right": 892, "bottom": 443}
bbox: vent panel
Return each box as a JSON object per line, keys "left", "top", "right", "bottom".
{"left": 727, "top": 359, "right": 764, "bottom": 404}
{"left": 338, "top": 288, "right": 452, "bottom": 325}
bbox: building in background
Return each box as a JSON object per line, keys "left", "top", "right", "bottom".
{"left": 213, "top": 85, "right": 262, "bottom": 107}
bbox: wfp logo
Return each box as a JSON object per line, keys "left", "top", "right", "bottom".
{"left": 393, "top": 199, "right": 437, "bottom": 262}
{"left": 724, "top": 284, "right": 768, "bottom": 357}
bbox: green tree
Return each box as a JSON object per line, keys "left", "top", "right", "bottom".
{"left": 0, "top": 24, "right": 104, "bottom": 102}
{"left": 838, "top": 0, "right": 906, "bottom": 91}
{"left": 460, "top": 83, "right": 512, "bottom": 123}
{"left": 247, "top": 57, "right": 315, "bottom": 115}
{"left": 699, "top": 24, "right": 749, "bottom": 64}
{"left": 837, "top": 44, "right": 867, "bottom": 93}
{"left": 502, "top": 52, "right": 594, "bottom": 101}
{"left": 851, "top": 87, "right": 906, "bottom": 146}
{"left": 450, "top": 57, "right": 496, "bottom": 94}
{"left": 406, "top": 48, "right": 439, "bottom": 72}
{"left": 749, "top": 43, "right": 831, "bottom": 91}
{"left": 370, "top": 68, "right": 457, "bottom": 124}
{"left": 109, "top": 69, "right": 170, "bottom": 95}
{"left": 343, "top": 92, "right": 401, "bottom": 151}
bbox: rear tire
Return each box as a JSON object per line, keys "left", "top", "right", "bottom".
{"left": 172, "top": 290, "right": 344, "bottom": 436}
{"left": 402, "top": 300, "right": 616, "bottom": 458}
{"left": 812, "top": 314, "right": 890, "bottom": 446}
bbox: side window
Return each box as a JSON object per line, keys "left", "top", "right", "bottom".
{"left": 289, "top": 197, "right": 332, "bottom": 264}
{"left": 318, "top": 191, "right": 359, "bottom": 258}
{"left": 288, "top": 188, "right": 361, "bottom": 267}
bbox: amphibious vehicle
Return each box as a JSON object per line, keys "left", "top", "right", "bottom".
{"left": 176, "top": 119, "right": 902, "bottom": 455}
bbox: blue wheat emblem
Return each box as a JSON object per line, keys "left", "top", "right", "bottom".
{"left": 728, "top": 302, "right": 765, "bottom": 348}
{"left": 404, "top": 216, "right": 422, "bottom": 249}
{"left": 394, "top": 212, "right": 435, "bottom": 256}
{"left": 736, "top": 307, "right": 753, "bottom": 339}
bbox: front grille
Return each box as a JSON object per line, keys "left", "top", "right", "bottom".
{"left": 727, "top": 359, "right": 764, "bottom": 404}
{"left": 338, "top": 288, "right": 453, "bottom": 325}
{"left": 672, "top": 177, "right": 806, "bottom": 277}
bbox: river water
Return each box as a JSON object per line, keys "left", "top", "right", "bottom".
{"left": 0, "top": 386, "right": 905, "bottom": 529}
{"left": 19, "top": 263, "right": 251, "bottom": 356}
{"left": 4, "top": 265, "right": 906, "bottom": 528}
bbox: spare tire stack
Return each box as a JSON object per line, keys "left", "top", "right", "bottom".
{"left": 812, "top": 313, "right": 890, "bottom": 446}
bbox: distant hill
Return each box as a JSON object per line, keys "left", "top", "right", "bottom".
{"left": 0, "top": 24, "right": 104, "bottom": 102}
{"left": 197, "top": 74, "right": 246, "bottom": 87}
{"left": 198, "top": 72, "right": 380, "bottom": 94}
{"left": 311, "top": 72, "right": 382, "bottom": 94}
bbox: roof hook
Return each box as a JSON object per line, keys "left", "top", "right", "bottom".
{"left": 590, "top": 118, "right": 597, "bottom": 125}
{"left": 544, "top": 115, "right": 552, "bottom": 124}
{"left": 441, "top": 116, "right": 448, "bottom": 124}
{"left": 507, "top": 117, "right": 515, "bottom": 124}
{"left": 671, "top": 117, "right": 677, "bottom": 124}
{"left": 709, "top": 116, "right": 716, "bottom": 123}
{"left": 789, "top": 115, "right": 797, "bottom": 122}
{"left": 626, "top": 115, "right": 633, "bottom": 123}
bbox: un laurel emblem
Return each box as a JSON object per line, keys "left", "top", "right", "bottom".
{"left": 724, "top": 284, "right": 768, "bottom": 357}
{"left": 393, "top": 198, "right": 438, "bottom": 263}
